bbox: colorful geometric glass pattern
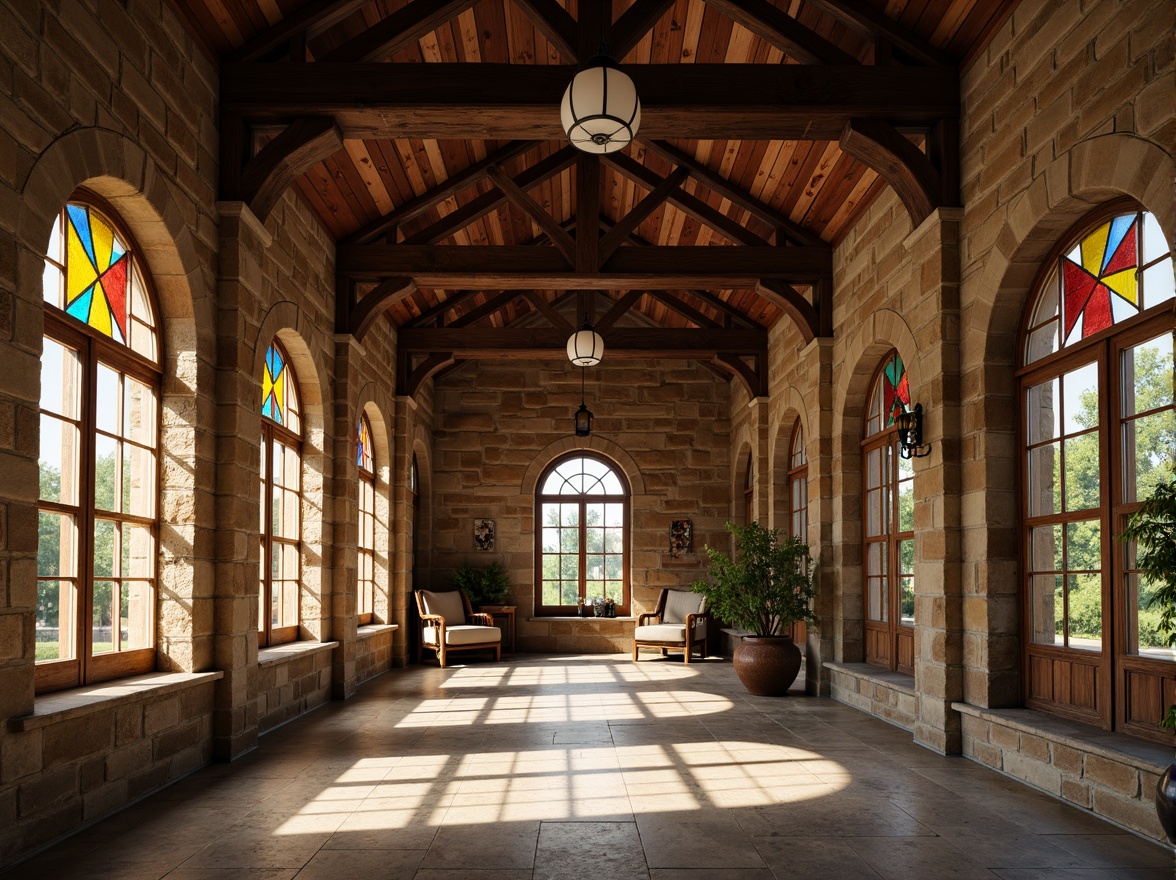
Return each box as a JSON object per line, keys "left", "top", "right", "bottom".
{"left": 357, "top": 418, "right": 373, "bottom": 470}
{"left": 64, "top": 204, "right": 130, "bottom": 344}
{"left": 261, "top": 345, "right": 287, "bottom": 425}
{"left": 1061, "top": 215, "right": 1138, "bottom": 342}
{"left": 882, "top": 354, "right": 911, "bottom": 428}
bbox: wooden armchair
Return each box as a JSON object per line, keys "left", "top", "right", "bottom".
{"left": 632, "top": 588, "right": 709, "bottom": 664}
{"left": 415, "top": 589, "right": 501, "bottom": 668}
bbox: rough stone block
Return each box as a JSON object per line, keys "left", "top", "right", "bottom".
{"left": 1083, "top": 755, "right": 1139, "bottom": 796}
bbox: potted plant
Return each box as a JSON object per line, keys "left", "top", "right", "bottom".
{"left": 452, "top": 561, "right": 511, "bottom": 609}
{"left": 1120, "top": 475, "right": 1176, "bottom": 841}
{"left": 691, "top": 521, "right": 816, "bottom": 696}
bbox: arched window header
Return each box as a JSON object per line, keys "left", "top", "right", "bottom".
{"left": 1025, "top": 210, "right": 1173, "bottom": 365}
{"left": 261, "top": 341, "right": 301, "bottom": 434}
{"left": 866, "top": 352, "right": 910, "bottom": 437}
{"left": 44, "top": 200, "right": 158, "bottom": 363}
{"left": 540, "top": 455, "right": 626, "bottom": 496}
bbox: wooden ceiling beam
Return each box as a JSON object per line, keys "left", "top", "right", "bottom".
{"left": 239, "top": 117, "right": 344, "bottom": 223}
{"left": 699, "top": 0, "right": 857, "bottom": 65}
{"left": 839, "top": 119, "right": 944, "bottom": 227}
{"left": 609, "top": 0, "right": 676, "bottom": 60}
{"left": 450, "top": 290, "right": 523, "bottom": 327}
{"left": 397, "top": 327, "right": 768, "bottom": 357}
{"left": 486, "top": 165, "right": 576, "bottom": 265}
{"left": 347, "top": 139, "right": 537, "bottom": 245}
{"left": 405, "top": 289, "right": 484, "bottom": 327}
{"left": 604, "top": 152, "right": 771, "bottom": 248}
{"left": 221, "top": 63, "right": 960, "bottom": 140}
{"left": 646, "top": 290, "right": 722, "bottom": 329}
{"left": 576, "top": 155, "right": 601, "bottom": 274}
{"left": 755, "top": 280, "right": 819, "bottom": 344}
{"left": 348, "top": 277, "right": 417, "bottom": 339}
{"left": 227, "top": 0, "right": 369, "bottom": 62}
{"left": 336, "top": 244, "right": 833, "bottom": 286}
{"left": 524, "top": 291, "right": 574, "bottom": 330}
{"left": 803, "top": 0, "right": 955, "bottom": 66}
{"left": 320, "top": 0, "right": 480, "bottom": 62}
{"left": 598, "top": 166, "right": 688, "bottom": 262}
{"left": 713, "top": 353, "right": 767, "bottom": 398}
{"left": 402, "top": 146, "right": 577, "bottom": 244}
{"left": 641, "top": 140, "right": 826, "bottom": 248}
{"left": 595, "top": 289, "right": 644, "bottom": 332}
{"left": 512, "top": 0, "right": 579, "bottom": 62}
{"left": 399, "top": 351, "right": 455, "bottom": 396}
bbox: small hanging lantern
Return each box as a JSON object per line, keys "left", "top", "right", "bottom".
{"left": 566, "top": 321, "right": 604, "bottom": 366}
{"left": 560, "top": 55, "right": 641, "bottom": 155}
{"left": 574, "top": 401, "right": 593, "bottom": 437}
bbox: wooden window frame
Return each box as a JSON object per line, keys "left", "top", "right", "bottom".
{"left": 788, "top": 421, "right": 809, "bottom": 644}
{"left": 259, "top": 340, "right": 302, "bottom": 648}
{"left": 742, "top": 450, "right": 755, "bottom": 525}
{"left": 357, "top": 416, "right": 376, "bottom": 626}
{"left": 1017, "top": 202, "right": 1175, "bottom": 744}
{"left": 534, "top": 453, "right": 631, "bottom": 616}
{"left": 862, "top": 353, "right": 915, "bottom": 676}
{"left": 37, "top": 196, "right": 161, "bottom": 694}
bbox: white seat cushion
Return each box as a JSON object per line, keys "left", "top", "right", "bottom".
{"left": 423, "top": 624, "right": 500, "bottom": 646}
{"left": 634, "top": 622, "right": 705, "bottom": 644}
{"left": 420, "top": 589, "right": 466, "bottom": 624}
{"left": 662, "top": 589, "right": 705, "bottom": 624}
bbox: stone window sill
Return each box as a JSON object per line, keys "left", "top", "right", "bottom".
{"left": 357, "top": 624, "right": 398, "bottom": 641}
{"left": 258, "top": 640, "right": 339, "bottom": 668}
{"left": 528, "top": 616, "right": 636, "bottom": 622}
{"left": 953, "top": 703, "right": 1171, "bottom": 774}
{"left": 10, "top": 671, "right": 224, "bottom": 732}
{"left": 824, "top": 661, "right": 917, "bottom": 694}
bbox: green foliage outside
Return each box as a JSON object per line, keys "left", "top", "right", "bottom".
{"left": 539, "top": 503, "right": 623, "bottom": 606}
{"left": 691, "top": 521, "right": 816, "bottom": 637}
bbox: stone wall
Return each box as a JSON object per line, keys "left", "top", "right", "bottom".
{"left": 428, "top": 356, "right": 732, "bottom": 652}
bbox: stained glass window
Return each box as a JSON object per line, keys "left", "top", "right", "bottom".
{"left": 44, "top": 202, "right": 157, "bottom": 361}
{"left": 261, "top": 342, "right": 300, "bottom": 433}
{"left": 866, "top": 352, "right": 910, "bottom": 435}
{"left": 1026, "top": 211, "right": 1173, "bottom": 364}
{"left": 357, "top": 416, "right": 373, "bottom": 472}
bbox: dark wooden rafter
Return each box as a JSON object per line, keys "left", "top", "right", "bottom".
{"left": 524, "top": 291, "right": 574, "bottom": 330}
{"left": 347, "top": 140, "right": 537, "bottom": 245}
{"left": 238, "top": 117, "right": 344, "bottom": 222}
{"left": 511, "top": 0, "right": 578, "bottom": 62}
{"left": 699, "top": 0, "right": 857, "bottom": 65}
{"left": 451, "top": 290, "right": 523, "bottom": 327}
{"left": 804, "top": 0, "right": 955, "bottom": 66}
{"left": 641, "top": 140, "right": 826, "bottom": 248}
{"left": 755, "top": 280, "right": 820, "bottom": 344}
{"left": 575, "top": 155, "right": 601, "bottom": 274}
{"left": 226, "top": 0, "right": 368, "bottom": 62}
{"left": 403, "top": 147, "right": 578, "bottom": 245}
{"left": 320, "top": 0, "right": 479, "bottom": 62}
{"left": 839, "top": 119, "right": 948, "bottom": 228}
{"left": 595, "top": 289, "right": 644, "bottom": 331}
{"left": 405, "top": 289, "right": 484, "bottom": 327}
{"left": 220, "top": 64, "right": 960, "bottom": 140}
{"left": 346, "top": 276, "right": 417, "bottom": 339}
{"left": 397, "top": 327, "right": 767, "bottom": 357}
{"left": 713, "top": 353, "right": 768, "bottom": 398}
{"left": 646, "top": 290, "right": 722, "bottom": 329}
{"left": 609, "top": 0, "right": 677, "bottom": 60}
{"left": 336, "top": 244, "right": 832, "bottom": 287}
{"left": 398, "top": 351, "right": 455, "bottom": 396}
{"left": 485, "top": 165, "right": 576, "bottom": 265}
{"left": 598, "top": 166, "right": 689, "bottom": 262}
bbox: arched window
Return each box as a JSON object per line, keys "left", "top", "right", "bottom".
{"left": 862, "top": 352, "right": 915, "bottom": 675}
{"left": 356, "top": 415, "right": 375, "bottom": 625}
{"left": 259, "top": 340, "right": 302, "bottom": 647}
{"left": 742, "top": 451, "right": 755, "bottom": 525}
{"left": 1020, "top": 204, "right": 1174, "bottom": 741}
{"left": 789, "top": 422, "right": 808, "bottom": 543}
{"left": 38, "top": 198, "right": 161, "bottom": 692}
{"left": 536, "top": 454, "right": 630, "bottom": 615}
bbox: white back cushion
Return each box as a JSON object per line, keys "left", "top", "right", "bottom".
{"left": 663, "top": 589, "right": 704, "bottom": 624}
{"left": 421, "top": 589, "right": 466, "bottom": 624}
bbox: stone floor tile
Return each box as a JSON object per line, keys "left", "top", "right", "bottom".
{"left": 649, "top": 871, "right": 776, "bottom": 880}
{"left": 1044, "top": 834, "right": 1176, "bottom": 868}
{"left": 637, "top": 811, "right": 767, "bottom": 869}
{"left": 754, "top": 837, "right": 885, "bottom": 879}
{"left": 989, "top": 870, "right": 1124, "bottom": 879}
{"left": 291, "top": 847, "right": 426, "bottom": 879}
{"left": 845, "top": 836, "right": 1001, "bottom": 879}
{"left": 533, "top": 820, "right": 647, "bottom": 880}
{"left": 417, "top": 822, "right": 540, "bottom": 870}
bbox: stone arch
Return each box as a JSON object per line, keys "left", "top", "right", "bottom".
{"left": 731, "top": 423, "right": 757, "bottom": 527}
{"left": 769, "top": 387, "right": 810, "bottom": 534}
{"left": 358, "top": 396, "right": 393, "bottom": 625}
{"left": 960, "top": 132, "right": 1174, "bottom": 710}
{"left": 17, "top": 127, "right": 210, "bottom": 673}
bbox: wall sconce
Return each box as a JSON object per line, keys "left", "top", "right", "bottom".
{"left": 896, "top": 403, "right": 930, "bottom": 459}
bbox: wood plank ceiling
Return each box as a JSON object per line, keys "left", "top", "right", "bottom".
{"left": 174, "top": 0, "right": 1017, "bottom": 394}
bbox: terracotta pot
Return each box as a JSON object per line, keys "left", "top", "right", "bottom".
{"left": 732, "top": 635, "right": 802, "bottom": 696}
{"left": 1158, "top": 761, "right": 1176, "bottom": 843}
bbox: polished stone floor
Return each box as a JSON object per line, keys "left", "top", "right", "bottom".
{"left": 7, "top": 655, "right": 1174, "bottom": 879}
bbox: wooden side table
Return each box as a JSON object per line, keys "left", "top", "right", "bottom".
{"left": 479, "top": 605, "right": 516, "bottom": 655}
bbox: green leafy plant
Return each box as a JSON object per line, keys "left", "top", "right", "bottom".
{"left": 690, "top": 521, "right": 816, "bottom": 637}
{"left": 1120, "top": 475, "right": 1176, "bottom": 731}
{"left": 451, "top": 561, "right": 511, "bottom": 608}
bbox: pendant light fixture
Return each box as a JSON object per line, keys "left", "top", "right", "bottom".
{"left": 560, "top": 0, "right": 640, "bottom": 154}
{"left": 566, "top": 320, "right": 604, "bottom": 366}
{"left": 574, "top": 365, "right": 593, "bottom": 437}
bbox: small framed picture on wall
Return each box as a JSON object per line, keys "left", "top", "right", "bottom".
{"left": 669, "top": 520, "right": 692, "bottom": 557}
{"left": 474, "top": 518, "right": 495, "bottom": 552}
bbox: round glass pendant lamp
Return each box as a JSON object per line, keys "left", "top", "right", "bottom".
{"left": 567, "top": 322, "right": 604, "bottom": 366}
{"left": 560, "top": 55, "right": 641, "bottom": 154}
